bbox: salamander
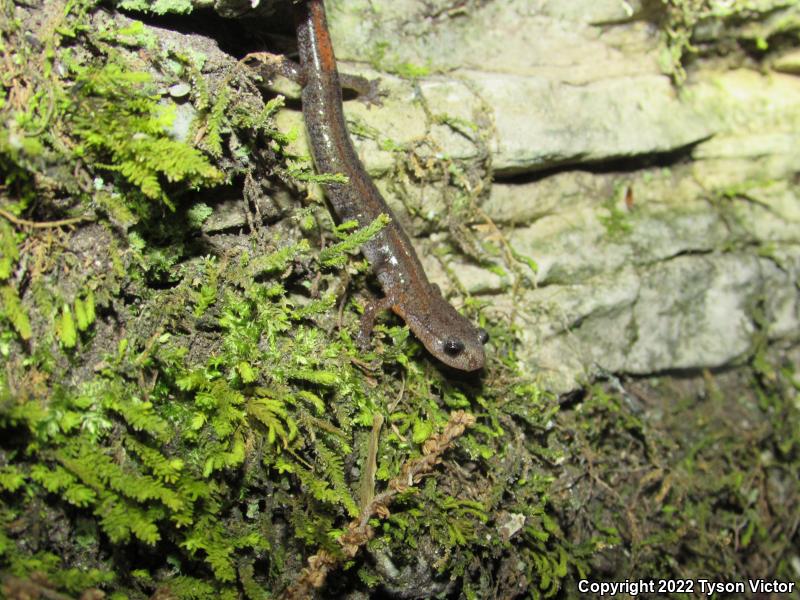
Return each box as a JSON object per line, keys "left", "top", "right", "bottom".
{"left": 291, "top": 0, "right": 488, "bottom": 371}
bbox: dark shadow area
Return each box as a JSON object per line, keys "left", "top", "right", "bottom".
{"left": 111, "top": 1, "right": 297, "bottom": 59}
{"left": 494, "top": 137, "right": 711, "bottom": 185}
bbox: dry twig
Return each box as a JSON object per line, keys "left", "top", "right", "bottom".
{"left": 282, "top": 410, "right": 476, "bottom": 600}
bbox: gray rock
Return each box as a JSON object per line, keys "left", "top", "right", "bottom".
{"left": 463, "top": 71, "right": 712, "bottom": 174}
{"left": 511, "top": 249, "right": 799, "bottom": 393}
{"left": 773, "top": 49, "right": 800, "bottom": 74}
{"left": 326, "top": 0, "right": 710, "bottom": 174}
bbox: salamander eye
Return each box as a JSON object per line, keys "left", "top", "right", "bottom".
{"left": 477, "top": 329, "right": 489, "bottom": 345}
{"left": 443, "top": 339, "right": 465, "bottom": 357}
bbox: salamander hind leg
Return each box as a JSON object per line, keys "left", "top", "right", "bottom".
{"left": 356, "top": 294, "right": 394, "bottom": 350}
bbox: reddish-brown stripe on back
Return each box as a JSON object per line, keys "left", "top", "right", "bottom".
{"left": 309, "top": 0, "right": 337, "bottom": 73}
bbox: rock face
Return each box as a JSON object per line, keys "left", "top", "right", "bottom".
{"left": 302, "top": 0, "right": 800, "bottom": 392}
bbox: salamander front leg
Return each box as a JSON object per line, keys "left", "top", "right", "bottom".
{"left": 339, "top": 73, "right": 385, "bottom": 107}
{"left": 243, "top": 52, "right": 382, "bottom": 104}
{"left": 242, "top": 52, "right": 305, "bottom": 86}
{"left": 356, "top": 295, "right": 394, "bottom": 350}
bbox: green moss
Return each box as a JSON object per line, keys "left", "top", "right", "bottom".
{"left": 367, "top": 41, "right": 431, "bottom": 79}
{"left": 599, "top": 185, "right": 633, "bottom": 240}
{"left": 117, "top": 0, "right": 193, "bottom": 15}
{"left": 0, "top": 45, "right": 575, "bottom": 585}
{"left": 70, "top": 62, "right": 223, "bottom": 208}
{"left": 0, "top": 285, "right": 31, "bottom": 341}
{"left": 0, "top": 221, "right": 19, "bottom": 279}
{"left": 554, "top": 354, "right": 800, "bottom": 596}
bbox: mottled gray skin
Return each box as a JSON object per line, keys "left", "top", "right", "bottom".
{"left": 293, "top": 0, "right": 487, "bottom": 371}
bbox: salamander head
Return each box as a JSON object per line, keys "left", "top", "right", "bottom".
{"left": 397, "top": 296, "right": 488, "bottom": 372}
